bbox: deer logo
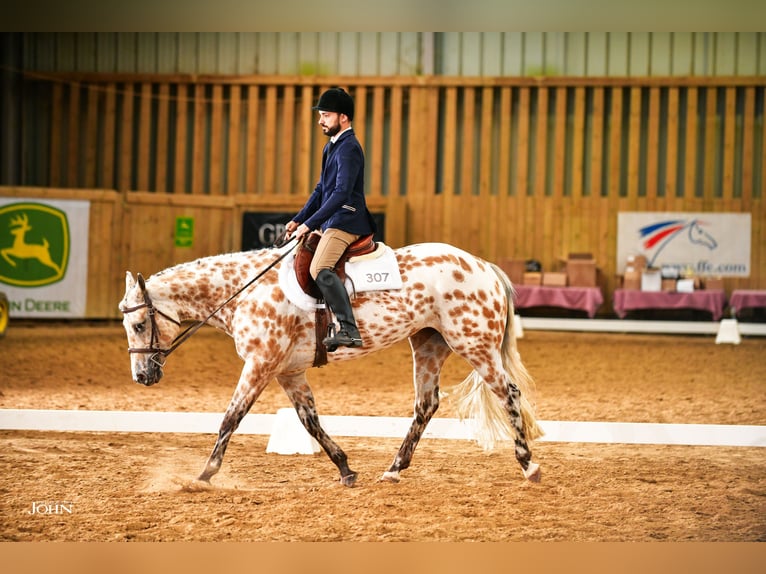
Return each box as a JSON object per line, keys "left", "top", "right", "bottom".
{"left": 0, "top": 203, "right": 69, "bottom": 286}
{"left": 1, "top": 213, "right": 62, "bottom": 274}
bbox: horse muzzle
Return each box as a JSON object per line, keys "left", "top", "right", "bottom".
{"left": 133, "top": 352, "right": 165, "bottom": 386}
{"left": 134, "top": 371, "right": 162, "bottom": 386}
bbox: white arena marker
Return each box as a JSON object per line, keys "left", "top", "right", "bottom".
{"left": 266, "top": 408, "right": 320, "bottom": 455}
{"left": 0, "top": 409, "right": 274, "bottom": 435}
{"left": 513, "top": 314, "right": 524, "bottom": 339}
{"left": 537, "top": 420, "right": 766, "bottom": 447}
{"left": 1, "top": 409, "right": 764, "bottom": 449}
{"left": 716, "top": 318, "right": 741, "bottom": 345}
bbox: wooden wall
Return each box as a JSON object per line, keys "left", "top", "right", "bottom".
{"left": 19, "top": 33, "right": 766, "bottom": 77}
{"left": 3, "top": 73, "right": 765, "bottom": 318}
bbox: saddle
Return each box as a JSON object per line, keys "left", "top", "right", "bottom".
{"left": 294, "top": 233, "right": 377, "bottom": 299}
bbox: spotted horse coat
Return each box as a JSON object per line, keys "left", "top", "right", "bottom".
{"left": 119, "top": 242, "right": 543, "bottom": 487}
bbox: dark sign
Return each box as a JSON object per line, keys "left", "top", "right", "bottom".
{"left": 242, "top": 212, "right": 385, "bottom": 251}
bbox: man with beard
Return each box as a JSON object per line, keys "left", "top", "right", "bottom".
{"left": 286, "top": 87, "right": 377, "bottom": 351}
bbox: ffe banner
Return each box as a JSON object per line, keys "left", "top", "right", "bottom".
{"left": 616, "top": 212, "right": 751, "bottom": 277}
{"left": 0, "top": 198, "right": 90, "bottom": 317}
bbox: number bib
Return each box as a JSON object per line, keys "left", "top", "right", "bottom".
{"left": 344, "top": 244, "right": 403, "bottom": 291}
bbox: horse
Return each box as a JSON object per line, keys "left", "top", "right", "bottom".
{"left": 119, "top": 241, "right": 543, "bottom": 487}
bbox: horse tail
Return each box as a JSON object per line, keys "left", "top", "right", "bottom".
{"left": 449, "top": 263, "right": 543, "bottom": 451}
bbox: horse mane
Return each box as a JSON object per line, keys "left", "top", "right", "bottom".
{"left": 152, "top": 248, "right": 280, "bottom": 279}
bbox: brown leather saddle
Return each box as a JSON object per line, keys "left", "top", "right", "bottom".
{"left": 294, "top": 233, "right": 377, "bottom": 299}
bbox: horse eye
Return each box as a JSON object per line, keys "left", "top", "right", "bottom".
{"left": 133, "top": 322, "right": 146, "bottom": 334}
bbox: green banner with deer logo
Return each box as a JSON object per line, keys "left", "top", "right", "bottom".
{"left": 0, "top": 199, "right": 90, "bottom": 318}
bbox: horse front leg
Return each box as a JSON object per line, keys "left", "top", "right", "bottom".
{"left": 276, "top": 372, "right": 357, "bottom": 487}
{"left": 381, "top": 329, "right": 452, "bottom": 483}
{"left": 198, "top": 360, "right": 273, "bottom": 483}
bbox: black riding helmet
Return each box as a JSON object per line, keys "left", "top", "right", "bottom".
{"left": 312, "top": 87, "right": 354, "bottom": 121}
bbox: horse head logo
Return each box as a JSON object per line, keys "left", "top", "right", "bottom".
{"left": 0, "top": 203, "right": 69, "bottom": 286}
{"left": 639, "top": 218, "right": 718, "bottom": 267}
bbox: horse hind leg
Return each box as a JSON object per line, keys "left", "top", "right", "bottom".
{"left": 451, "top": 353, "right": 541, "bottom": 483}
{"left": 276, "top": 372, "right": 357, "bottom": 487}
{"left": 502, "top": 381, "right": 541, "bottom": 482}
{"left": 380, "top": 328, "right": 452, "bottom": 483}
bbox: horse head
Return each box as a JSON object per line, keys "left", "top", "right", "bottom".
{"left": 687, "top": 220, "right": 717, "bottom": 250}
{"left": 119, "top": 271, "right": 182, "bottom": 386}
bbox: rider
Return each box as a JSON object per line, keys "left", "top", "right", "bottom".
{"left": 285, "top": 87, "right": 376, "bottom": 351}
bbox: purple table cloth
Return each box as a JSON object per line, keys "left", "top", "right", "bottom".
{"left": 613, "top": 289, "right": 727, "bottom": 321}
{"left": 512, "top": 285, "right": 604, "bottom": 318}
{"left": 729, "top": 290, "right": 766, "bottom": 317}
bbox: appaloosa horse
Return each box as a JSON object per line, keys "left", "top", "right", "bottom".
{"left": 119, "top": 241, "right": 543, "bottom": 486}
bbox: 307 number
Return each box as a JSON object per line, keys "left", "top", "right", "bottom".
{"left": 366, "top": 272, "right": 389, "bottom": 283}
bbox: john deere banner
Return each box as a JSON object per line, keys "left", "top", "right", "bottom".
{"left": 616, "top": 212, "right": 751, "bottom": 277}
{"left": 0, "top": 198, "right": 90, "bottom": 318}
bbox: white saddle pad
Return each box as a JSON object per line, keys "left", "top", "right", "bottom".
{"left": 278, "top": 242, "right": 403, "bottom": 312}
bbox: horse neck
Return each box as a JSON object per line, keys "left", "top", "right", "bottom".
{"left": 148, "top": 250, "right": 275, "bottom": 329}
{"left": 148, "top": 264, "right": 229, "bottom": 329}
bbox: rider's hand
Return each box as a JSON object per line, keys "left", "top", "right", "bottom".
{"left": 292, "top": 223, "right": 310, "bottom": 240}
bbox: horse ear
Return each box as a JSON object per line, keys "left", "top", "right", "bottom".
{"left": 125, "top": 271, "right": 136, "bottom": 292}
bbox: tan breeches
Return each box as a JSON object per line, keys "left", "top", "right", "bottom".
{"left": 309, "top": 228, "right": 360, "bottom": 279}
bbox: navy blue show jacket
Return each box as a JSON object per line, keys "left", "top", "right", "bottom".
{"left": 293, "top": 129, "right": 377, "bottom": 236}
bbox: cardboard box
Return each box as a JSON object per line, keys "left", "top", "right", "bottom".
{"left": 523, "top": 272, "right": 542, "bottom": 286}
{"left": 676, "top": 278, "right": 695, "bottom": 293}
{"left": 499, "top": 259, "right": 527, "bottom": 285}
{"left": 704, "top": 277, "right": 724, "bottom": 290}
{"left": 661, "top": 278, "right": 677, "bottom": 292}
{"left": 625, "top": 254, "right": 648, "bottom": 270}
{"left": 641, "top": 268, "right": 662, "bottom": 292}
{"left": 543, "top": 272, "right": 567, "bottom": 287}
{"left": 564, "top": 253, "right": 597, "bottom": 287}
{"left": 623, "top": 269, "right": 641, "bottom": 290}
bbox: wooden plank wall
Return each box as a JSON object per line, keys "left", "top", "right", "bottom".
{"left": 8, "top": 73, "right": 766, "bottom": 318}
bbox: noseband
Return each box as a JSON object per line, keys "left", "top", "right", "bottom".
{"left": 121, "top": 274, "right": 181, "bottom": 360}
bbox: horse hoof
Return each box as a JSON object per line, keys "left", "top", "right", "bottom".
{"left": 378, "top": 471, "right": 400, "bottom": 483}
{"left": 340, "top": 472, "right": 357, "bottom": 487}
{"left": 523, "top": 462, "right": 541, "bottom": 483}
{"left": 181, "top": 478, "right": 213, "bottom": 492}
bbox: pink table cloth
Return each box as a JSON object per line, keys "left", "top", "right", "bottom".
{"left": 512, "top": 285, "right": 604, "bottom": 318}
{"left": 729, "top": 290, "right": 766, "bottom": 317}
{"left": 612, "top": 289, "right": 727, "bottom": 321}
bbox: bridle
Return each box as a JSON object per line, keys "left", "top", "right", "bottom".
{"left": 121, "top": 273, "right": 182, "bottom": 363}
{"left": 121, "top": 235, "right": 298, "bottom": 363}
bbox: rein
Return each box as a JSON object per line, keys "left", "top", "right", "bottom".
{"left": 123, "top": 237, "right": 298, "bottom": 359}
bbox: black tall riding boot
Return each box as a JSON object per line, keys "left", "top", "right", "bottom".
{"left": 315, "top": 269, "right": 363, "bottom": 351}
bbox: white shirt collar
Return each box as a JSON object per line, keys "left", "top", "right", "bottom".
{"left": 330, "top": 126, "right": 353, "bottom": 144}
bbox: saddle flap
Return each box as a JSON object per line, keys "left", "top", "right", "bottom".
{"left": 294, "top": 234, "right": 376, "bottom": 298}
